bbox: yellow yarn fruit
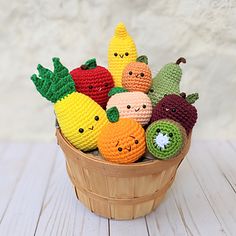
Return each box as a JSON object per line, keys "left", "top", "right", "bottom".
{"left": 108, "top": 22, "right": 137, "bottom": 87}
{"left": 31, "top": 58, "right": 108, "bottom": 151}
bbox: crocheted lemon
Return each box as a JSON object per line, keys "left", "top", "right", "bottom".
{"left": 31, "top": 58, "right": 108, "bottom": 151}
{"left": 108, "top": 22, "right": 137, "bottom": 87}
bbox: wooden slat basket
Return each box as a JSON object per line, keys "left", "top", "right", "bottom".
{"left": 56, "top": 129, "right": 191, "bottom": 220}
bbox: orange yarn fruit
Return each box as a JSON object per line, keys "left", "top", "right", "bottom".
{"left": 98, "top": 107, "right": 146, "bottom": 164}
{"left": 122, "top": 55, "right": 152, "bottom": 93}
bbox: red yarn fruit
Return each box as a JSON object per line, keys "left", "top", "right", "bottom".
{"left": 70, "top": 58, "right": 114, "bottom": 109}
{"left": 151, "top": 94, "right": 198, "bottom": 135}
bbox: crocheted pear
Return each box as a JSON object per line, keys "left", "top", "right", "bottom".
{"left": 106, "top": 90, "right": 152, "bottom": 126}
{"left": 108, "top": 22, "right": 137, "bottom": 87}
{"left": 70, "top": 58, "right": 114, "bottom": 109}
{"left": 98, "top": 107, "right": 146, "bottom": 164}
{"left": 151, "top": 94, "right": 198, "bottom": 135}
{"left": 122, "top": 55, "right": 152, "bottom": 93}
{"left": 31, "top": 58, "right": 108, "bottom": 151}
{"left": 146, "top": 119, "right": 187, "bottom": 160}
{"left": 148, "top": 57, "right": 186, "bottom": 106}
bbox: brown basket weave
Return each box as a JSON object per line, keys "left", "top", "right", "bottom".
{"left": 56, "top": 129, "right": 191, "bottom": 220}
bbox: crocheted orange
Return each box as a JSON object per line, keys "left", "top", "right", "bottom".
{"left": 98, "top": 107, "right": 146, "bottom": 164}
{"left": 122, "top": 55, "right": 152, "bottom": 93}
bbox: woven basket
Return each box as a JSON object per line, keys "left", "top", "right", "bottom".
{"left": 56, "top": 128, "right": 191, "bottom": 220}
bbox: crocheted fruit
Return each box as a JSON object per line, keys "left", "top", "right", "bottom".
{"left": 70, "top": 58, "right": 114, "bottom": 109}
{"left": 151, "top": 94, "right": 198, "bottom": 135}
{"left": 31, "top": 58, "right": 108, "bottom": 151}
{"left": 122, "top": 55, "right": 152, "bottom": 93}
{"left": 106, "top": 91, "right": 152, "bottom": 126}
{"left": 148, "top": 57, "right": 186, "bottom": 106}
{"left": 108, "top": 22, "right": 137, "bottom": 87}
{"left": 98, "top": 107, "right": 146, "bottom": 164}
{"left": 146, "top": 119, "right": 187, "bottom": 160}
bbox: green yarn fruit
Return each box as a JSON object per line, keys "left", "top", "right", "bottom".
{"left": 146, "top": 119, "right": 187, "bottom": 160}
{"left": 148, "top": 57, "right": 186, "bottom": 106}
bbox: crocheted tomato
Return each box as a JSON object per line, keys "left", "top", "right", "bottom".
{"left": 106, "top": 90, "right": 152, "bottom": 126}
{"left": 98, "top": 107, "right": 146, "bottom": 164}
{"left": 151, "top": 94, "right": 198, "bottom": 135}
{"left": 70, "top": 58, "right": 114, "bottom": 109}
{"left": 122, "top": 55, "right": 152, "bottom": 93}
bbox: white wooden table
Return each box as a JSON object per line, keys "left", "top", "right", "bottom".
{"left": 0, "top": 140, "right": 236, "bottom": 236}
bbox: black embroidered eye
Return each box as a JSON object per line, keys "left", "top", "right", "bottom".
{"left": 127, "top": 105, "right": 131, "bottom": 109}
{"left": 79, "top": 128, "right": 84, "bottom": 133}
{"left": 149, "top": 89, "right": 154, "bottom": 93}
{"left": 94, "top": 116, "right": 99, "bottom": 121}
{"left": 129, "top": 71, "right": 132, "bottom": 75}
{"left": 114, "top": 53, "right": 118, "bottom": 57}
{"left": 156, "top": 128, "right": 160, "bottom": 133}
{"left": 172, "top": 108, "right": 176, "bottom": 112}
{"left": 140, "top": 73, "right": 144, "bottom": 77}
{"left": 88, "top": 85, "right": 93, "bottom": 89}
{"left": 135, "top": 140, "right": 139, "bottom": 144}
{"left": 125, "top": 52, "right": 129, "bottom": 56}
{"left": 143, "top": 104, "right": 146, "bottom": 109}
{"left": 169, "top": 133, "right": 173, "bottom": 137}
{"left": 104, "top": 83, "right": 109, "bottom": 87}
{"left": 118, "top": 147, "right": 122, "bottom": 152}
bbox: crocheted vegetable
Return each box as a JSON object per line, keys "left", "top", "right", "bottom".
{"left": 106, "top": 91, "right": 152, "bottom": 126}
{"left": 148, "top": 57, "right": 186, "bottom": 106}
{"left": 151, "top": 94, "right": 198, "bottom": 135}
{"left": 70, "top": 58, "right": 114, "bottom": 109}
{"left": 31, "top": 58, "right": 108, "bottom": 151}
{"left": 98, "top": 107, "right": 146, "bottom": 164}
{"left": 122, "top": 55, "right": 152, "bottom": 93}
{"left": 146, "top": 119, "right": 187, "bottom": 160}
{"left": 108, "top": 22, "right": 137, "bottom": 87}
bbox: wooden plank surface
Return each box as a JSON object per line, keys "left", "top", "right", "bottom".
{"left": 0, "top": 141, "right": 235, "bottom": 236}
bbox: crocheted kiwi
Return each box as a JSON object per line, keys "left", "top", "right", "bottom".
{"left": 98, "top": 107, "right": 146, "bottom": 164}
{"left": 70, "top": 58, "right": 114, "bottom": 109}
{"left": 106, "top": 91, "right": 153, "bottom": 126}
{"left": 146, "top": 119, "right": 187, "bottom": 160}
{"left": 122, "top": 55, "right": 152, "bottom": 93}
{"left": 151, "top": 94, "right": 198, "bottom": 135}
{"left": 148, "top": 57, "right": 186, "bottom": 106}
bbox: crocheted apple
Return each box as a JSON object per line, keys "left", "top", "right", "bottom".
{"left": 151, "top": 94, "right": 198, "bottom": 135}
{"left": 106, "top": 89, "right": 152, "bottom": 126}
{"left": 70, "top": 58, "right": 114, "bottom": 109}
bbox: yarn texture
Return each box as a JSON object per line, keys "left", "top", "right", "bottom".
{"left": 146, "top": 119, "right": 187, "bottom": 160}
{"left": 108, "top": 22, "right": 137, "bottom": 87}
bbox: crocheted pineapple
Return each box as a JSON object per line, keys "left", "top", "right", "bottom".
{"left": 31, "top": 58, "right": 108, "bottom": 151}
{"left": 98, "top": 107, "right": 146, "bottom": 164}
{"left": 70, "top": 58, "right": 114, "bottom": 109}
{"left": 108, "top": 22, "right": 137, "bottom": 87}
{"left": 106, "top": 90, "right": 152, "bottom": 126}
{"left": 122, "top": 55, "right": 152, "bottom": 93}
{"left": 146, "top": 119, "right": 187, "bottom": 160}
{"left": 151, "top": 94, "right": 198, "bottom": 135}
{"left": 148, "top": 57, "right": 186, "bottom": 106}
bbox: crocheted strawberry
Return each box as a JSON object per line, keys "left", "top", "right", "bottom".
{"left": 70, "top": 58, "right": 114, "bottom": 109}
{"left": 151, "top": 94, "right": 198, "bottom": 135}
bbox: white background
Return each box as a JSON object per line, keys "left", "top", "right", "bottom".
{"left": 0, "top": 0, "right": 235, "bottom": 141}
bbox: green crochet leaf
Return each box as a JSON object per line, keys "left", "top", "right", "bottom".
{"left": 107, "top": 107, "right": 119, "bottom": 123}
{"left": 186, "top": 93, "right": 199, "bottom": 104}
{"left": 136, "top": 55, "right": 148, "bottom": 64}
{"left": 81, "top": 58, "right": 97, "bottom": 70}
{"left": 108, "top": 87, "right": 128, "bottom": 97}
{"left": 31, "top": 58, "right": 76, "bottom": 103}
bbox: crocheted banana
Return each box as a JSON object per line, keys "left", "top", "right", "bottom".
{"left": 31, "top": 58, "right": 108, "bottom": 151}
{"left": 108, "top": 22, "right": 137, "bottom": 87}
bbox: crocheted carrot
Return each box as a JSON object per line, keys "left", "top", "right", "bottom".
{"left": 70, "top": 58, "right": 114, "bottom": 109}
{"left": 108, "top": 22, "right": 137, "bottom": 87}
{"left": 98, "top": 107, "right": 146, "bottom": 164}
{"left": 31, "top": 58, "right": 108, "bottom": 151}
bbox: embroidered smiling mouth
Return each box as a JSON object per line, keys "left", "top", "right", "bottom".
{"left": 88, "top": 126, "right": 94, "bottom": 130}
{"left": 125, "top": 146, "right": 132, "bottom": 152}
{"left": 119, "top": 54, "right": 124, "bottom": 58}
{"left": 135, "top": 108, "right": 140, "bottom": 112}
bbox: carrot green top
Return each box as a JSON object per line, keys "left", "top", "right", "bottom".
{"left": 31, "top": 58, "right": 76, "bottom": 103}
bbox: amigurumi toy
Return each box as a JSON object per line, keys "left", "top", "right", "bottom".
{"left": 31, "top": 58, "right": 108, "bottom": 151}
{"left": 70, "top": 58, "right": 114, "bottom": 109}
{"left": 146, "top": 119, "right": 187, "bottom": 160}
{"left": 151, "top": 94, "right": 198, "bottom": 135}
{"left": 98, "top": 107, "right": 146, "bottom": 164}
{"left": 106, "top": 90, "right": 152, "bottom": 126}
{"left": 122, "top": 55, "right": 152, "bottom": 93}
{"left": 148, "top": 57, "right": 186, "bottom": 106}
{"left": 108, "top": 22, "right": 137, "bottom": 87}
